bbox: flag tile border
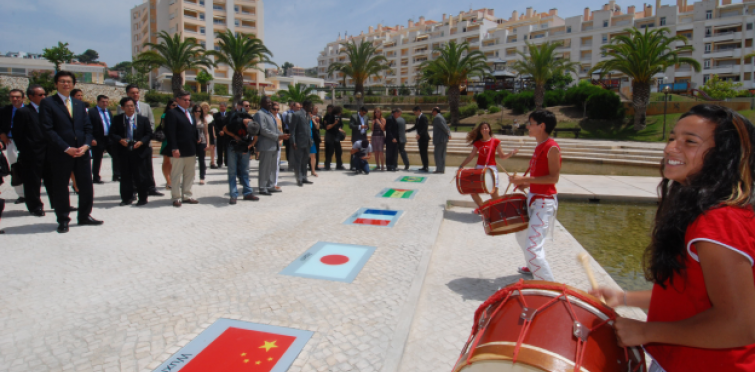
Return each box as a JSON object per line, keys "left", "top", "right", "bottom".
{"left": 280, "top": 242, "right": 377, "bottom": 283}
{"left": 343, "top": 208, "right": 404, "bottom": 228}
{"left": 376, "top": 188, "right": 418, "bottom": 200}
{"left": 152, "top": 318, "right": 313, "bottom": 372}
{"left": 395, "top": 176, "right": 428, "bottom": 183}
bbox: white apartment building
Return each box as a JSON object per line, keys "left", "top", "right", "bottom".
{"left": 130, "top": 0, "right": 266, "bottom": 93}
{"left": 316, "top": 8, "right": 500, "bottom": 87}
{"left": 317, "top": 0, "right": 755, "bottom": 91}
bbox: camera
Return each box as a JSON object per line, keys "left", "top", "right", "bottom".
{"left": 127, "top": 140, "right": 136, "bottom": 152}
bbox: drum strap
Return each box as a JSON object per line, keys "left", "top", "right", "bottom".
{"left": 483, "top": 139, "right": 495, "bottom": 167}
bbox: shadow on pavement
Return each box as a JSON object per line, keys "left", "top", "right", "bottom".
{"left": 443, "top": 209, "right": 481, "bottom": 224}
{"left": 1, "top": 210, "right": 33, "bottom": 219}
{"left": 446, "top": 274, "right": 522, "bottom": 302}
{"left": 1, "top": 223, "right": 59, "bottom": 235}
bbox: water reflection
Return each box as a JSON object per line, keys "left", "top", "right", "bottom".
{"left": 558, "top": 201, "right": 655, "bottom": 291}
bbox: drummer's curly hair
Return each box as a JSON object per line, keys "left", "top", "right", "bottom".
{"left": 466, "top": 122, "right": 493, "bottom": 145}
{"left": 646, "top": 104, "right": 755, "bottom": 287}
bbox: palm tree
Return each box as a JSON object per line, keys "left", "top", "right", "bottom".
{"left": 206, "top": 30, "right": 275, "bottom": 103}
{"left": 133, "top": 31, "right": 214, "bottom": 95}
{"left": 590, "top": 28, "right": 700, "bottom": 130}
{"left": 419, "top": 40, "right": 491, "bottom": 128}
{"left": 511, "top": 41, "right": 578, "bottom": 108}
{"left": 326, "top": 40, "right": 389, "bottom": 107}
{"left": 277, "top": 83, "right": 323, "bottom": 104}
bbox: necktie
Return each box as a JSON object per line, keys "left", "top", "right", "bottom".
{"left": 102, "top": 109, "right": 111, "bottom": 134}
{"left": 185, "top": 109, "right": 193, "bottom": 125}
{"left": 66, "top": 97, "right": 73, "bottom": 118}
{"left": 135, "top": 102, "right": 140, "bottom": 114}
{"left": 128, "top": 118, "right": 134, "bottom": 141}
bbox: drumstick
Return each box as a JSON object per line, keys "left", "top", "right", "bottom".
{"left": 577, "top": 252, "right": 605, "bottom": 303}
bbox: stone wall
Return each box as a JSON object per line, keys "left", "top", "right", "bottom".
{"left": 0, "top": 75, "right": 128, "bottom": 104}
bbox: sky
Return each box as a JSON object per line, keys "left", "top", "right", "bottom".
{"left": 0, "top": 0, "right": 681, "bottom": 68}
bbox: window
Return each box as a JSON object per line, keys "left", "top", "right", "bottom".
{"left": 199, "top": 13, "right": 205, "bottom": 20}
{"left": 660, "top": 17, "right": 666, "bottom": 26}
{"left": 748, "top": 23, "right": 754, "bottom": 31}
{"left": 566, "top": 26, "right": 572, "bottom": 33}
{"left": 602, "top": 34, "right": 608, "bottom": 44}
{"left": 199, "top": 27, "right": 205, "bottom": 34}
{"left": 704, "top": 59, "right": 710, "bottom": 69}
{"left": 705, "top": 27, "right": 712, "bottom": 37}
{"left": 703, "top": 74, "right": 710, "bottom": 83}
{"left": 704, "top": 43, "right": 711, "bottom": 53}
{"left": 513, "top": 28, "right": 517, "bottom": 34}
{"left": 199, "top": 0, "right": 204, "bottom": 5}
{"left": 603, "top": 20, "right": 609, "bottom": 27}
{"left": 235, "top": 19, "right": 240, "bottom": 26}
{"left": 234, "top": 5, "right": 239, "bottom": 12}
{"left": 706, "top": 10, "right": 713, "bottom": 20}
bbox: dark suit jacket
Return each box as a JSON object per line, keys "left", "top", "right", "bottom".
{"left": 213, "top": 111, "right": 229, "bottom": 142}
{"left": 39, "top": 94, "right": 93, "bottom": 157}
{"left": 385, "top": 117, "right": 399, "bottom": 143}
{"left": 164, "top": 107, "right": 197, "bottom": 157}
{"left": 89, "top": 107, "right": 113, "bottom": 146}
{"left": 349, "top": 113, "right": 369, "bottom": 143}
{"left": 0, "top": 104, "right": 14, "bottom": 136}
{"left": 312, "top": 115, "right": 322, "bottom": 144}
{"left": 406, "top": 113, "right": 430, "bottom": 142}
{"left": 11, "top": 105, "right": 48, "bottom": 166}
{"left": 109, "top": 114, "right": 153, "bottom": 159}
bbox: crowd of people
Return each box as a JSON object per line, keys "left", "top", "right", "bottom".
{"left": 0, "top": 71, "right": 457, "bottom": 233}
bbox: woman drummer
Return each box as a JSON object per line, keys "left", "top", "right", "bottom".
{"left": 458, "top": 122, "right": 518, "bottom": 208}
{"left": 592, "top": 104, "right": 755, "bottom": 372}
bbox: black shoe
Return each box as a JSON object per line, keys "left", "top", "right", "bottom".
{"left": 69, "top": 206, "right": 78, "bottom": 212}
{"left": 302, "top": 180, "right": 313, "bottom": 184}
{"left": 269, "top": 189, "right": 282, "bottom": 193}
{"left": 14, "top": 197, "right": 25, "bottom": 204}
{"left": 120, "top": 199, "right": 133, "bottom": 206}
{"left": 433, "top": 170, "right": 445, "bottom": 174}
{"left": 148, "top": 190, "right": 164, "bottom": 197}
{"left": 210, "top": 164, "right": 218, "bottom": 169}
{"left": 404, "top": 165, "right": 410, "bottom": 170}
{"left": 297, "top": 181, "right": 303, "bottom": 187}
{"left": 279, "top": 168, "right": 285, "bottom": 172}
{"left": 93, "top": 179, "right": 105, "bottom": 185}
{"left": 112, "top": 176, "right": 121, "bottom": 182}
{"left": 336, "top": 166, "right": 346, "bottom": 170}
{"left": 135, "top": 199, "right": 148, "bottom": 206}
{"left": 419, "top": 168, "right": 429, "bottom": 173}
{"left": 324, "top": 167, "right": 332, "bottom": 171}
{"left": 229, "top": 197, "right": 237, "bottom": 205}
{"left": 30, "top": 208, "right": 45, "bottom": 217}
{"left": 258, "top": 191, "right": 272, "bottom": 196}
{"left": 57, "top": 222, "right": 69, "bottom": 234}
{"left": 0, "top": 229, "right": 5, "bottom": 234}
{"left": 78, "top": 216, "right": 104, "bottom": 226}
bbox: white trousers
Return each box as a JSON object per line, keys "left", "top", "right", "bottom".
{"left": 515, "top": 194, "right": 557, "bottom": 281}
{"left": 6, "top": 140, "right": 24, "bottom": 197}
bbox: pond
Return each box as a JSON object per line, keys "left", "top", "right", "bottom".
{"left": 557, "top": 201, "right": 656, "bottom": 291}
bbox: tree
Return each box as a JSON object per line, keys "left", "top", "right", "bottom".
{"left": 590, "top": 28, "right": 700, "bottom": 130}
{"left": 133, "top": 31, "right": 214, "bottom": 95}
{"left": 419, "top": 40, "right": 491, "bottom": 128}
{"left": 277, "top": 83, "right": 323, "bottom": 104}
{"left": 77, "top": 49, "right": 99, "bottom": 63}
{"left": 112, "top": 61, "right": 132, "bottom": 71}
{"left": 122, "top": 70, "right": 149, "bottom": 90}
{"left": 546, "top": 72, "right": 574, "bottom": 90}
{"left": 511, "top": 41, "right": 578, "bottom": 108}
{"left": 205, "top": 30, "right": 275, "bottom": 103}
{"left": 280, "top": 61, "right": 294, "bottom": 75}
{"left": 701, "top": 74, "right": 743, "bottom": 100}
{"left": 327, "top": 40, "right": 389, "bottom": 108}
{"left": 29, "top": 71, "right": 56, "bottom": 94}
{"left": 0, "top": 87, "right": 10, "bottom": 107}
{"left": 196, "top": 69, "right": 214, "bottom": 93}
{"left": 42, "top": 41, "right": 75, "bottom": 72}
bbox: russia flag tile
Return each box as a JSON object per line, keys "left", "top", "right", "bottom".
{"left": 344, "top": 208, "right": 404, "bottom": 228}
{"left": 280, "top": 242, "right": 377, "bottom": 283}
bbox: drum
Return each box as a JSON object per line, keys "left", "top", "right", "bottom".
{"left": 479, "top": 194, "right": 529, "bottom": 236}
{"left": 453, "top": 280, "right": 645, "bottom": 372}
{"left": 456, "top": 168, "right": 496, "bottom": 195}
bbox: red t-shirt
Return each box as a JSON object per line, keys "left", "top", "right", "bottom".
{"left": 528, "top": 138, "right": 560, "bottom": 195}
{"left": 646, "top": 206, "right": 755, "bottom": 372}
{"left": 473, "top": 138, "right": 501, "bottom": 166}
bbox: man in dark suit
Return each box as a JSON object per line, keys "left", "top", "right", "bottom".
{"left": 407, "top": 106, "right": 430, "bottom": 172}
{"left": 395, "top": 108, "right": 410, "bottom": 170}
{"left": 117, "top": 84, "right": 163, "bottom": 196}
{"left": 349, "top": 106, "right": 369, "bottom": 144}
{"left": 39, "top": 71, "right": 103, "bottom": 233}
{"left": 11, "top": 84, "right": 53, "bottom": 216}
{"left": 385, "top": 109, "right": 399, "bottom": 171}
{"left": 164, "top": 90, "right": 199, "bottom": 207}
{"left": 110, "top": 97, "right": 153, "bottom": 206}
{"left": 289, "top": 100, "right": 314, "bottom": 186}
{"left": 212, "top": 102, "right": 229, "bottom": 169}
{"left": 89, "top": 95, "right": 120, "bottom": 183}
{"left": 0, "top": 88, "right": 27, "bottom": 203}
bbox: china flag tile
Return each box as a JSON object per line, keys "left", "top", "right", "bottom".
{"left": 181, "top": 327, "right": 295, "bottom": 372}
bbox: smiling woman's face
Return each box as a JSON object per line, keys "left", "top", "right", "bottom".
{"left": 663, "top": 115, "right": 717, "bottom": 184}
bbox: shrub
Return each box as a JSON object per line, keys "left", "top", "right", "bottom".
{"left": 494, "top": 90, "right": 511, "bottom": 105}
{"left": 145, "top": 91, "right": 173, "bottom": 105}
{"left": 475, "top": 90, "right": 498, "bottom": 109}
{"left": 565, "top": 80, "right": 604, "bottom": 106}
{"left": 476, "top": 109, "right": 486, "bottom": 116}
{"left": 192, "top": 92, "right": 210, "bottom": 103}
{"left": 28, "top": 71, "right": 56, "bottom": 95}
{"left": 503, "top": 91, "right": 535, "bottom": 114}
{"left": 342, "top": 109, "right": 353, "bottom": 118}
{"left": 488, "top": 105, "right": 501, "bottom": 114}
{"left": 543, "top": 90, "right": 566, "bottom": 107}
{"left": 0, "top": 86, "right": 10, "bottom": 107}
{"left": 214, "top": 84, "right": 229, "bottom": 96}
{"left": 459, "top": 103, "right": 479, "bottom": 118}
{"left": 586, "top": 90, "right": 624, "bottom": 120}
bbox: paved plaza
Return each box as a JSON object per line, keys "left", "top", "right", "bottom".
{"left": 0, "top": 158, "right": 652, "bottom": 372}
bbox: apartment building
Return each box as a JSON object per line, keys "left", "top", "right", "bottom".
{"left": 130, "top": 0, "right": 266, "bottom": 93}
{"left": 317, "top": 0, "right": 755, "bottom": 91}
{"left": 316, "top": 8, "right": 500, "bottom": 87}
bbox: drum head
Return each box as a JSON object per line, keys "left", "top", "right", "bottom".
{"left": 483, "top": 168, "right": 495, "bottom": 194}
{"left": 457, "top": 360, "right": 546, "bottom": 372}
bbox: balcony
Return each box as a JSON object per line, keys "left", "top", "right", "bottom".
{"left": 580, "top": 42, "right": 593, "bottom": 48}
{"left": 708, "top": 47, "right": 741, "bottom": 59}
{"left": 708, "top": 64, "right": 738, "bottom": 75}
{"left": 705, "top": 31, "right": 742, "bottom": 42}
{"left": 213, "top": 19, "right": 226, "bottom": 25}
{"left": 580, "top": 56, "right": 592, "bottom": 62}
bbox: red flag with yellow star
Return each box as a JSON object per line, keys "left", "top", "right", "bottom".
{"left": 181, "top": 327, "right": 296, "bottom": 371}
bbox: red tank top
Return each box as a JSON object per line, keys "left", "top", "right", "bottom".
{"left": 528, "top": 138, "right": 560, "bottom": 195}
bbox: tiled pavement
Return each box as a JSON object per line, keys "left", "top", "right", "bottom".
{"left": 0, "top": 158, "right": 650, "bottom": 372}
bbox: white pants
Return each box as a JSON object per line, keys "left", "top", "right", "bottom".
{"left": 515, "top": 193, "right": 557, "bottom": 281}
{"left": 274, "top": 148, "right": 281, "bottom": 186}
{"left": 475, "top": 164, "right": 499, "bottom": 188}
{"left": 5, "top": 139, "right": 24, "bottom": 197}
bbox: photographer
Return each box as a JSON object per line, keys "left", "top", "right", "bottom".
{"left": 222, "top": 108, "right": 259, "bottom": 204}
{"left": 350, "top": 138, "right": 373, "bottom": 175}
{"left": 110, "top": 97, "right": 153, "bottom": 206}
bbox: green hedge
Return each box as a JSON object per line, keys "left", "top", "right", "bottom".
{"left": 586, "top": 90, "right": 624, "bottom": 120}
{"left": 544, "top": 90, "right": 566, "bottom": 107}
{"left": 460, "top": 103, "right": 479, "bottom": 118}
{"left": 488, "top": 106, "right": 501, "bottom": 114}
{"left": 565, "top": 80, "right": 604, "bottom": 106}
{"left": 503, "top": 91, "right": 535, "bottom": 114}
{"left": 360, "top": 95, "right": 471, "bottom": 104}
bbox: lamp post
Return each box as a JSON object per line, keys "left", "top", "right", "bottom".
{"left": 662, "top": 85, "right": 670, "bottom": 140}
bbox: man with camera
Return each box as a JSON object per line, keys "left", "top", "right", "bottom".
{"left": 110, "top": 97, "right": 153, "bottom": 206}
{"left": 254, "top": 96, "right": 289, "bottom": 196}
{"left": 223, "top": 103, "right": 258, "bottom": 204}
{"left": 350, "top": 138, "right": 373, "bottom": 175}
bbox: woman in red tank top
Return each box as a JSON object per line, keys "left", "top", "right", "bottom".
{"left": 592, "top": 105, "right": 755, "bottom": 372}
{"left": 458, "top": 122, "right": 518, "bottom": 207}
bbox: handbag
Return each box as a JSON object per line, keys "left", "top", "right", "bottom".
{"left": 153, "top": 127, "right": 166, "bottom": 142}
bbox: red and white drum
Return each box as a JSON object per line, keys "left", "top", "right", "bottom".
{"left": 457, "top": 168, "right": 496, "bottom": 195}
{"left": 453, "top": 280, "right": 645, "bottom": 372}
{"left": 479, "top": 194, "right": 529, "bottom": 236}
